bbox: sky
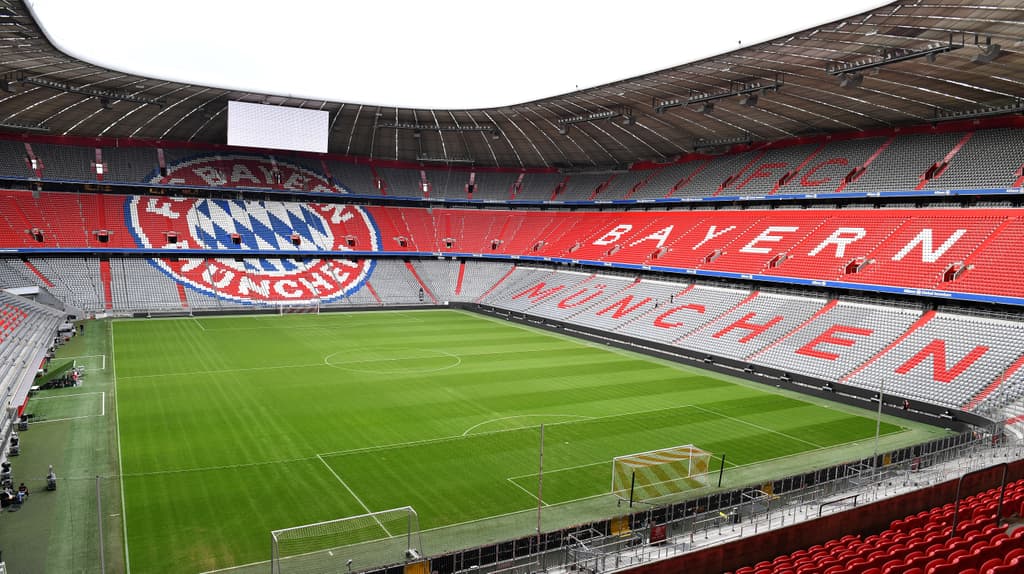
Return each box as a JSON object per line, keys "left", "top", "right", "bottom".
{"left": 25, "top": 0, "right": 888, "bottom": 110}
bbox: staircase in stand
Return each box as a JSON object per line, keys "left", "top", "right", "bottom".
{"left": 98, "top": 259, "right": 114, "bottom": 310}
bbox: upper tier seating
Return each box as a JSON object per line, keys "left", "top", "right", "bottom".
{"left": 719, "top": 144, "right": 822, "bottom": 196}
{"left": 927, "top": 128, "right": 1024, "bottom": 191}
{"left": 6, "top": 126, "right": 1024, "bottom": 197}
{"left": 0, "top": 140, "right": 34, "bottom": 179}
{"left": 843, "top": 132, "right": 965, "bottom": 193}
{"left": 778, "top": 136, "right": 888, "bottom": 195}
{"left": 557, "top": 173, "right": 612, "bottom": 200}
{"left": 102, "top": 147, "right": 160, "bottom": 183}
{"left": 514, "top": 173, "right": 563, "bottom": 201}
{"left": 378, "top": 167, "right": 424, "bottom": 197}
{"left": 325, "top": 160, "right": 377, "bottom": 194}
{"left": 676, "top": 151, "right": 762, "bottom": 198}
{"left": 631, "top": 161, "right": 708, "bottom": 199}
{"left": 598, "top": 169, "right": 655, "bottom": 199}
{"left": 471, "top": 172, "right": 520, "bottom": 200}
{"left": 426, "top": 169, "right": 470, "bottom": 199}
{"left": 33, "top": 143, "right": 96, "bottom": 181}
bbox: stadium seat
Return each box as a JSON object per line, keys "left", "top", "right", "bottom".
{"left": 1004, "top": 547, "right": 1024, "bottom": 563}
{"left": 977, "top": 558, "right": 1004, "bottom": 573}
{"left": 982, "top": 564, "right": 1017, "bottom": 574}
{"left": 924, "top": 559, "right": 959, "bottom": 574}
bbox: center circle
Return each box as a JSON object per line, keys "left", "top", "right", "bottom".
{"left": 323, "top": 347, "right": 461, "bottom": 374}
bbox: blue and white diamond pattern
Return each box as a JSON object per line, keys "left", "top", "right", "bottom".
{"left": 185, "top": 199, "right": 335, "bottom": 273}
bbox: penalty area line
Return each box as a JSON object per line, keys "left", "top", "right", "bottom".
{"left": 319, "top": 403, "right": 704, "bottom": 458}
{"left": 688, "top": 404, "right": 825, "bottom": 449}
{"left": 30, "top": 391, "right": 106, "bottom": 423}
{"left": 506, "top": 477, "right": 548, "bottom": 506}
{"left": 30, "top": 391, "right": 105, "bottom": 400}
{"left": 60, "top": 354, "right": 107, "bottom": 370}
{"left": 315, "top": 454, "right": 393, "bottom": 537}
{"left": 507, "top": 453, "right": 738, "bottom": 483}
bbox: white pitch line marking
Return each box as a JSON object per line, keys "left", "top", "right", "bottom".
{"left": 30, "top": 391, "right": 106, "bottom": 423}
{"left": 506, "top": 477, "right": 548, "bottom": 506}
{"left": 315, "top": 454, "right": 392, "bottom": 537}
{"left": 688, "top": 404, "right": 825, "bottom": 449}
{"left": 462, "top": 414, "right": 593, "bottom": 436}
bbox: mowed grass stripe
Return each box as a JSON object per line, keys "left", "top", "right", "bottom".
{"left": 113, "top": 310, "right": 908, "bottom": 574}
{"left": 121, "top": 459, "right": 372, "bottom": 574}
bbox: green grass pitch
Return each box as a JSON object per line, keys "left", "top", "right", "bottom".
{"left": 112, "top": 309, "right": 919, "bottom": 573}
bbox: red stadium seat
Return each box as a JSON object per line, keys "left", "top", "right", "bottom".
{"left": 844, "top": 557, "right": 868, "bottom": 571}
{"left": 1003, "top": 547, "right": 1024, "bottom": 563}
{"left": 946, "top": 537, "right": 971, "bottom": 554}
{"left": 880, "top": 560, "right": 908, "bottom": 574}
{"left": 983, "top": 564, "right": 1018, "bottom": 574}
{"left": 977, "top": 558, "right": 1004, "bottom": 573}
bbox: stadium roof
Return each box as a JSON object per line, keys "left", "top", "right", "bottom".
{"left": 22, "top": 1, "right": 889, "bottom": 110}
{"left": 0, "top": 0, "right": 1022, "bottom": 168}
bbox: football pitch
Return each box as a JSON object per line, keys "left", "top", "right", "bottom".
{"left": 110, "top": 309, "right": 937, "bottom": 573}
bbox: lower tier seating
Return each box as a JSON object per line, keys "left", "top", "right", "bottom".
{"left": 476, "top": 266, "right": 1024, "bottom": 415}
{"left": 2, "top": 259, "right": 1023, "bottom": 416}
{"left": 727, "top": 477, "right": 1024, "bottom": 574}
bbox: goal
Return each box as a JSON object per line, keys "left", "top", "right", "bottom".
{"left": 611, "top": 444, "right": 713, "bottom": 502}
{"left": 278, "top": 301, "right": 320, "bottom": 315}
{"left": 271, "top": 506, "right": 422, "bottom": 574}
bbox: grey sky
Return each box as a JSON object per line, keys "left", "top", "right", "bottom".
{"left": 26, "top": 0, "right": 887, "bottom": 109}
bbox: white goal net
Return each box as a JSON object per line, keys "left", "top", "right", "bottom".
{"left": 271, "top": 506, "right": 423, "bottom": 574}
{"left": 278, "top": 301, "right": 320, "bottom": 315}
{"left": 611, "top": 444, "right": 712, "bottom": 502}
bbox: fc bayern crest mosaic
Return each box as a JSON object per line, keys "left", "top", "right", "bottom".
{"left": 125, "top": 157, "right": 379, "bottom": 304}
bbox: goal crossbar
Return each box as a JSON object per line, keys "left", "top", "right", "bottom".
{"left": 611, "top": 444, "right": 712, "bottom": 502}
{"left": 278, "top": 301, "right": 321, "bottom": 315}
{"left": 271, "top": 506, "right": 421, "bottom": 574}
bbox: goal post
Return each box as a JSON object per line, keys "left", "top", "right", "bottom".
{"left": 66, "top": 354, "right": 106, "bottom": 371}
{"left": 611, "top": 444, "right": 713, "bottom": 503}
{"left": 271, "top": 506, "right": 422, "bottom": 574}
{"left": 278, "top": 300, "right": 321, "bottom": 315}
